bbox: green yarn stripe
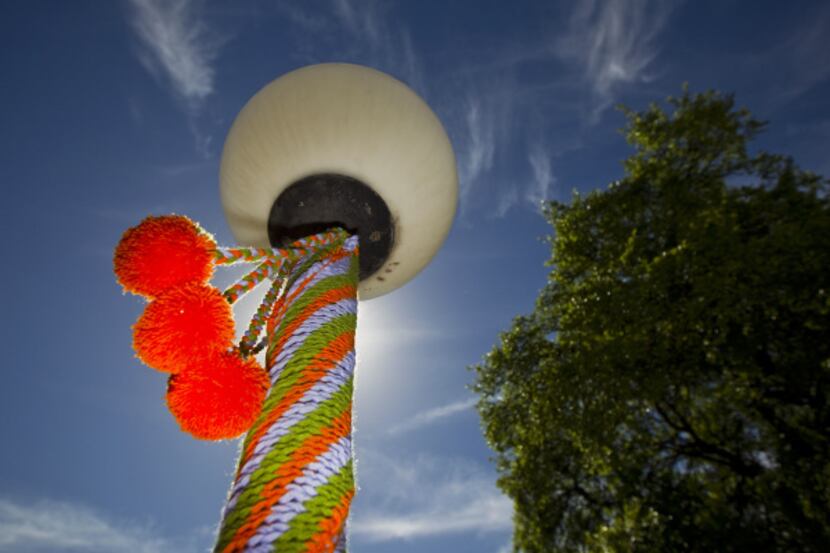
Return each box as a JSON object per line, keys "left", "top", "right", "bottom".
{"left": 271, "top": 271, "right": 358, "bottom": 346}
{"left": 213, "top": 233, "right": 358, "bottom": 553}
{"left": 271, "top": 461, "right": 355, "bottom": 553}
{"left": 216, "top": 373, "right": 353, "bottom": 545}
{"left": 237, "top": 311, "right": 355, "bottom": 451}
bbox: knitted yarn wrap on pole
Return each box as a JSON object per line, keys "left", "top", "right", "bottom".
{"left": 113, "top": 215, "right": 358, "bottom": 553}
{"left": 215, "top": 234, "right": 358, "bottom": 553}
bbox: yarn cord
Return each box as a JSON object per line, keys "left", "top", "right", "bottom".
{"left": 214, "top": 232, "right": 359, "bottom": 553}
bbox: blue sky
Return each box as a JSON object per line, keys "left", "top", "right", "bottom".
{"left": 1, "top": 1, "right": 829, "bottom": 552}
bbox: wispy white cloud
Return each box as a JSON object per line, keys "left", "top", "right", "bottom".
{"left": 494, "top": 185, "right": 520, "bottom": 219}
{"left": 351, "top": 450, "right": 513, "bottom": 542}
{"left": 397, "top": 29, "right": 427, "bottom": 96}
{"left": 454, "top": 82, "right": 557, "bottom": 218}
{"left": 330, "top": 0, "right": 426, "bottom": 94}
{"left": 454, "top": 76, "right": 521, "bottom": 218}
{"left": 272, "top": 1, "right": 426, "bottom": 96}
{"left": 127, "top": 0, "right": 220, "bottom": 104}
{"left": 387, "top": 397, "right": 477, "bottom": 435}
{"left": 332, "top": 0, "right": 382, "bottom": 46}
{"left": 459, "top": 97, "right": 497, "bottom": 208}
{"left": 353, "top": 493, "right": 512, "bottom": 541}
{"left": 527, "top": 143, "right": 555, "bottom": 208}
{"left": 274, "top": 1, "right": 328, "bottom": 32}
{"left": 555, "top": 0, "right": 677, "bottom": 120}
{"left": 0, "top": 497, "right": 207, "bottom": 553}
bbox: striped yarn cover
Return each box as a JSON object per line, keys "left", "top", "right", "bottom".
{"left": 214, "top": 235, "right": 359, "bottom": 553}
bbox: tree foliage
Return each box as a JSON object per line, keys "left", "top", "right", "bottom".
{"left": 472, "top": 89, "right": 830, "bottom": 552}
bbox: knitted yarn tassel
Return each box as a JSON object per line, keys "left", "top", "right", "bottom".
{"left": 214, "top": 234, "right": 359, "bottom": 553}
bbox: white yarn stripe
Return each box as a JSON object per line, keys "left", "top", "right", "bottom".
{"left": 226, "top": 350, "right": 354, "bottom": 510}
{"left": 245, "top": 436, "right": 352, "bottom": 549}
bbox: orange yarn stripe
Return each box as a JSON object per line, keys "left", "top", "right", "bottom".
{"left": 240, "top": 329, "right": 355, "bottom": 468}
{"left": 269, "top": 284, "right": 358, "bottom": 362}
{"left": 263, "top": 247, "right": 351, "bottom": 346}
{"left": 235, "top": 266, "right": 330, "bottom": 468}
{"left": 239, "top": 254, "right": 356, "bottom": 468}
{"left": 265, "top": 268, "right": 316, "bottom": 341}
{"left": 222, "top": 405, "right": 352, "bottom": 553}
{"left": 306, "top": 488, "right": 355, "bottom": 553}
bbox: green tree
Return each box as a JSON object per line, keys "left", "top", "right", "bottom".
{"left": 472, "top": 89, "right": 830, "bottom": 552}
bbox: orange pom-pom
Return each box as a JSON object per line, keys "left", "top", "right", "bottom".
{"left": 114, "top": 214, "right": 216, "bottom": 298}
{"left": 133, "top": 283, "right": 234, "bottom": 373}
{"left": 166, "top": 352, "right": 270, "bottom": 440}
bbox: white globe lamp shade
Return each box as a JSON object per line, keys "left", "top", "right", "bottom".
{"left": 219, "top": 63, "right": 458, "bottom": 300}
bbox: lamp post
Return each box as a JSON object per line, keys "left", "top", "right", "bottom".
{"left": 114, "top": 63, "right": 456, "bottom": 553}
{"left": 216, "top": 63, "right": 457, "bottom": 552}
